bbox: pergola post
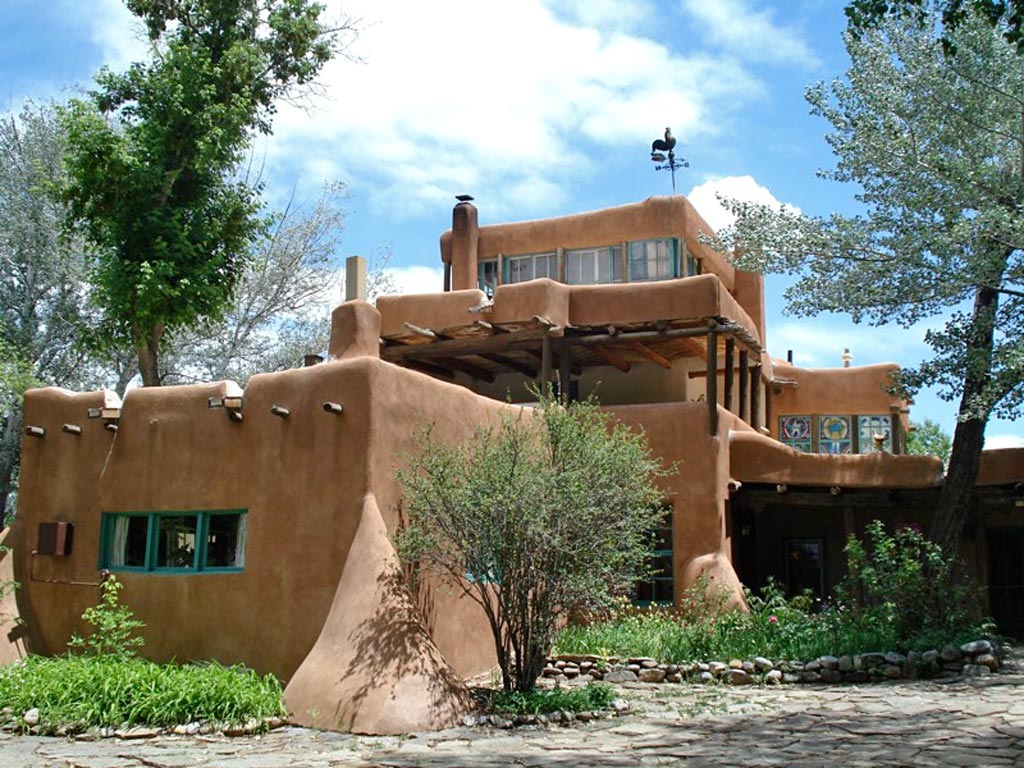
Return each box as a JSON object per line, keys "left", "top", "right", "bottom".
{"left": 750, "top": 364, "right": 762, "bottom": 431}
{"left": 540, "top": 334, "right": 552, "bottom": 396}
{"left": 707, "top": 329, "right": 719, "bottom": 435}
{"left": 723, "top": 336, "right": 735, "bottom": 414}
{"left": 558, "top": 339, "right": 572, "bottom": 404}
{"left": 738, "top": 349, "right": 749, "bottom": 424}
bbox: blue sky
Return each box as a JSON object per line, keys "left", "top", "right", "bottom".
{"left": 2, "top": 0, "right": 1020, "bottom": 446}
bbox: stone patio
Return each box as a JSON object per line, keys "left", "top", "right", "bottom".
{"left": 2, "top": 656, "right": 1023, "bottom": 767}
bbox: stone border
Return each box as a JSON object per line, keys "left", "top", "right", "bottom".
{"left": 0, "top": 711, "right": 288, "bottom": 740}
{"left": 543, "top": 639, "right": 1001, "bottom": 686}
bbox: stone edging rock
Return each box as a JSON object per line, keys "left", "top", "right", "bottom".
{"left": 0, "top": 710, "right": 288, "bottom": 740}
{"left": 543, "top": 639, "right": 1001, "bottom": 686}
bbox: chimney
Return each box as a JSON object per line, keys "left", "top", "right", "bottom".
{"left": 345, "top": 255, "right": 367, "bottom": 302}
{"left": 450, "top": 195, "right": 479, "bottom": 291}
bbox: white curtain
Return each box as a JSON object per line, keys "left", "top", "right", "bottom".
{"left": 232, "top": 515, "right": 247, "bottom": 568}
{"left": 110, "top": 516, "right": 129, "bottom": 567}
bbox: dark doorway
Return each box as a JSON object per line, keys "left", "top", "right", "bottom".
{"left": 987, "top": 528, "right": 1024, "bottom": 634}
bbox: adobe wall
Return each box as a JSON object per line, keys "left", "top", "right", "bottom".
{"left": 768, "top": 360, "right": 908, "bottom": 437}
{"left": 608, "top": 403, "right": 745, "bottom": 608}
{"left": 14, "top": 358, "right": 505, "bottom": 682}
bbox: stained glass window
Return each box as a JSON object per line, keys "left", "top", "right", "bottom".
{"left": 819, "top": 414, "right": 852, "bottom": 454}
{"left": 779, "top": 415, "right": 812, "bottom": 452}
{"left": 858, "top": 415, "right": 892, "bottom": 453}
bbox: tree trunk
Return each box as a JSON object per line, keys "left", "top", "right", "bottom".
{"left": 135, "top": 324, "right": 164, "bottom": 387}
{"left": 929, "top": 282, "right": 999, "bottom": 555}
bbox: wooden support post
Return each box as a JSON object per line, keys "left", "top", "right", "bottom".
{"left": 738, "top": 349, "right": 749, "bottom": 424}
{"left": 559, "top": 339, "right": 572, "bottom": 404}
{"left": 707, "top": 330, "right": 719, "bottom": 435}
{"left": 540, "top": 333, "right": 552, "bottom": 396}
{"left": 750, "top": 364, "right": 762, "bottom": 431}
{"left": 723, "top": 337, "right": 735, "bottom": 413}
{"left": 891, "top": 411, "right": 904, "bottom": 455}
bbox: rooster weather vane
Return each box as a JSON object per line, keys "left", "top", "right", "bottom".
{"left": 650, "top": 127, "right": 688, "bottom": 194}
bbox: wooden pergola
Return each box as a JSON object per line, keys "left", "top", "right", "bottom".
{"left": 379, "top": 314, "right": 764, "bottom": 434}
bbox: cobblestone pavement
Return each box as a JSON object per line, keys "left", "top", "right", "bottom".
{"left": 3, "top": 664, "right": 1024, "bottom": 768}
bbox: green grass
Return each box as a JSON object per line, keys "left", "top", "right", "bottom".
{"left": 554, "top": 585, "right": 993, "bottom": 664}
{"left": 492, "top": 683, "right": 615, "bottom": 715}
{"left": 0, "top": 655, "right": 286, "bottom": 734}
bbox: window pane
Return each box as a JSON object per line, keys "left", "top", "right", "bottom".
{"left": 205, "top": 514, "right": 245, "bottom": 569}
{"left": 858, "top": 415, "right": 892, "bottom": 453}
{"left": 156, "top": 515, "right": 198, "bottom": 569}
{"left": 786, "top": 540, "right": 823, "bottom": 599}
{"left": 109, "top": 515, "right": 148, "bottom": 568}
{"left": 477, "top": 260, "right": 498, "bottom": 297}
{"left": 779, "top": 415, "right": 812, "bottom": 453}
{"left": 820, "top": 415, "right": 852, "bottom": 454}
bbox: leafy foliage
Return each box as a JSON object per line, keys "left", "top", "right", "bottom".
{"left": 397, "top": 396, "right": 668, "bottom": 693}
{"left": 906, "top": 419, "right": 953, "bottom": 468}
{"left": 0, "top": 656, "right": 285, "bottom": 733}
{"left": 0, "top": 102, "right": 110, "bottom": 520}
{"left": 68, "top": 576, "right": 145, "bottom": 658}
{"left": 846, "top": 0, "right": 1024, "bottom": 52}
{"left": 557, "top": 523, "right": 991, "bottom": 662}
{"left": 60, "top": 0, "right": 347, "bottom": 385}
{"left": 492, "top": 683, "right": 615, "bottom": 716}
{"left": 712, "top": 7, "right": 1024, "bottom": 552}
{"left": 837, "top": 520, "right": 986, "bottom": 649}
{"left": 161, "top": 183, "right": 354, "bottom": 384}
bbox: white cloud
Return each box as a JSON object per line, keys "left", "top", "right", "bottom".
{"left": 986, "top": 434, "right": 1024, "bottom": 449}
{"left": 546, "top": 0, "right": 656, "bottom": 30}
{"left": 59, "top": 0, "right": 148, "bottom": 73}
{"left": 386, "top": 265, "right": 445, "bottom": 296}
{"left": 264, "top": 0, "right": 763, "bottom": 217}
{"left": 687, "top": 175, "right": 793, "bottom": 232}
{"left": 679, "top": 0, "right": 819, "bottom": 67}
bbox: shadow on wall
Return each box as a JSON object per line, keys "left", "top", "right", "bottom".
{"left": 282, "top": 494, "right": 472, "bottom": 735}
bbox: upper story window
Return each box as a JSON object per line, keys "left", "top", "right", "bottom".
{"left": 505, "top": 252, "right": 557, "bottom": 284}
{"left": 478, "top": 259, "right": 499, "bottom": 297}
{"left": 101, "top": 510, "right": 247, "bottom": 573}
{"left": 565, "top": 246, "right": 622, "bottom": 285}
{"left": 628, "top": 238, "right": 679, "bottom": 281}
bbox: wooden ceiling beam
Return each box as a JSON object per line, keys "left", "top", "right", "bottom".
{"left": 593, "top": 346, "right": 631, "bottom": 373}
{"left": 628, "top": 341, "right": 672, "bottom": 369}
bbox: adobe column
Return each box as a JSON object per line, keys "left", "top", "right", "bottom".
{"left": 450, "top": 198, "right": 479, "bottom": 291}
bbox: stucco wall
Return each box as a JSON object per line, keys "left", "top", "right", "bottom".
{"left": 15, "top": 359, "right": 508, "bottom": 683}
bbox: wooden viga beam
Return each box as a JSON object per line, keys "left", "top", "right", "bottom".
{"left": 382, "top": 326, "right": 564, "bottom": 362}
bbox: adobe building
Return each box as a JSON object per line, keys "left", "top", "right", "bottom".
{"left": 2, "top": 195, "right": 1022, "bottom": 734}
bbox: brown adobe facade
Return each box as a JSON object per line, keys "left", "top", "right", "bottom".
{"left": 2, "top": 194, "right": 1022, "bottom": 735}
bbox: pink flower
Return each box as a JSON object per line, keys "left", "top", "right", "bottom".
{"left": 769, "top": 615, "right": 778, "bottom": 624}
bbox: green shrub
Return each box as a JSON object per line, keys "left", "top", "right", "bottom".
{"left": 67, "top": 576, "right": 145, "bottom": 658}
{"left": 492, "top": 683, "right": 615, "bottom": 715}
{"left": 838, "top": 520, "right": 990, "bottom": 650}
{"left": 0, "top": 655, "right": 285, "bottom": 733}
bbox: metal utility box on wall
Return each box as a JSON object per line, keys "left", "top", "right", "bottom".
{"left": 37, "top": 521, "right": 74, "bottom": 556}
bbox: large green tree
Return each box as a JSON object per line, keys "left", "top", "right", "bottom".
{"left": 715, "top": 7, "right": 1024, "bottom": 554}
{"left": 846, "top": 0, "right": 1024, "bottom": 51}
{"left": 60, "top": 0, "right": 344, "bottom": 385}
{"left": 0, "top": 103, "right": 110, "bottom": 520}
{"left": 397, "top": 398, "right": 667, "bottom": 693}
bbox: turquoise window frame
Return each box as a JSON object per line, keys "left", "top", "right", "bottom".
{"left": 99, "top": 509, "right": 247, "bottom": 574}
{"left": 634, "top": 505, "right": 674, "bottom": 607}
{"left": 626, "top": 238, "right": 680, "bottom": 282}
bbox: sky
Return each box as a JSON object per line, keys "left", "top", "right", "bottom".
{"left": 1, "top": 0, "right": 1020, "bottom": 446}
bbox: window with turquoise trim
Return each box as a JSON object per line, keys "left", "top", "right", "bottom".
{"left": 477, "top": 259, "right": 499, "bottom": 296}
{"left": 634, "top": 505, "right": 674, "bottom": 606}
{"left": 504, "top": 252, "right": 557, "bottom": 284}
{"left": 101, "top": 510, "right": 247, "bottom": 573}
{"left": 565, "top": 245, "right": 622, "bottom": 284}
{"left": 628, "top": 238, "right": 678, "bottom": 281}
